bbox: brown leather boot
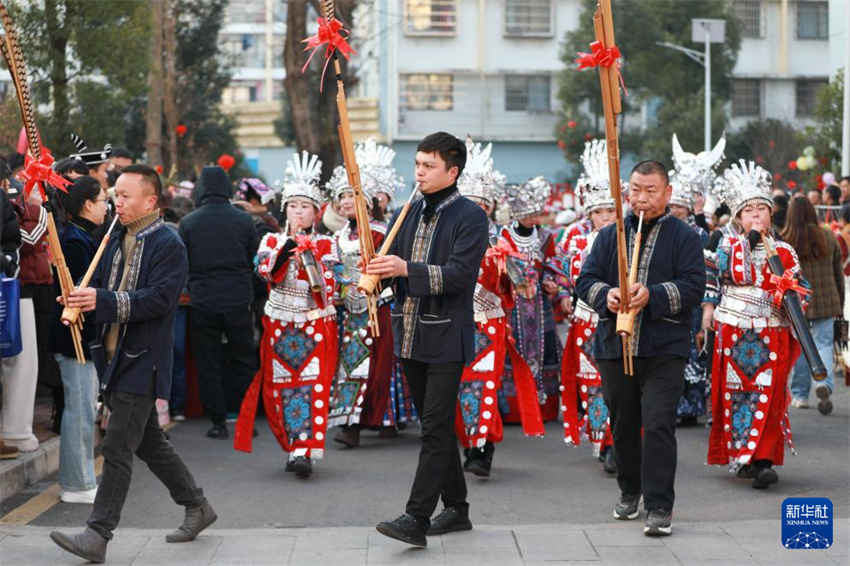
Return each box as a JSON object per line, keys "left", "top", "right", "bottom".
{"left": 333, "top": 425, "right": 361, "bottom": 448}
{"left": 0, "top": 440, "right": 20, "bottom": 459}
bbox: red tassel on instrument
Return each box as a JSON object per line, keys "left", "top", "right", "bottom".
{"left": 301, "top": 17, "right": 356, "bottom": 91}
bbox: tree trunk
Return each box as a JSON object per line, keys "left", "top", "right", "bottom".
{"left": 283, "top": 1, "right": 320, "bottom": 155}
{"left": 145, "top": 0, "right": 164, "bottom": 168}
{"left": 45, "top": 0, "right": 70, "bottom": 151}
{"left": 162, "top": 0, "right": 178, "bottom": 174}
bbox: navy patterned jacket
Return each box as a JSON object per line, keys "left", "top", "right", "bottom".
{"left": 88, "top": 217, "right": 188, "bottom": 399}
{"left": 387, "top": 185, "right": 489, "bottom": 364}
{"left": 576, "top": 210, "right": 706, "bottom": 360}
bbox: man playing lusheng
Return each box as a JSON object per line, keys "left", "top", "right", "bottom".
{"left": 50, "top": 165, "right": 214, "bottom": 564}
{"left": 367, "top": 132, "right": 489, "bottom": 547}
{"left": 576, "top": 161, "right": 706, "bottom": 537}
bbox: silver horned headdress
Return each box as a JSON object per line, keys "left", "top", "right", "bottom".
{"left": 671, "top": 133, "right": 726, "bottom": 210}
{"left": 358, "top": 137, "right": 403, "bottom": 203}
{"left": 506, "top": 175, "right": 551, "bottom": 220}
{"left": 576, "top": 140, "right": 616, "bottom": 213}
{"left": 457, "top": 137, "right": 506, "bottom": 207}
{"left": 276, "top": 150, "right": 324, "bottom": 208}
{"left": 711, "top": 159, "right": 773, "bottom": 218}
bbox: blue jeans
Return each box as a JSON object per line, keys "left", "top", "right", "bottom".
{"left": 56, "top": 354, "right": 98, "bottom": 492}
{"left": 170, "top": 306, "right": 187, "bottom": 410}
{"left": 790, "top": 317, "right": 835, "bottom": 400}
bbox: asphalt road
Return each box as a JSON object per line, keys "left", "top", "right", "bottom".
{"left": 26, "top": 381, "right": 849, "bottom": 531}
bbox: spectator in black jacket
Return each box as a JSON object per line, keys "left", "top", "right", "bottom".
{"left": 178, "top": 166, "right": 259, "bottom": 440}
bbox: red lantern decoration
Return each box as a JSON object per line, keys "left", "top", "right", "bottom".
{"left": 787, "top": 180, "right": 797, "bottom": 190}
{"left": 567, "top": 120, "right": 576, "bottom": 129}
{"left": 788, "top": 160, "right": 797, "bottom": 170}
{"left": 175, "top": 124, "right": 188, "bottom": 138}
{"left": 557, "top": 140, "right": 566, "bottom": 150}
{"left": 217, "top": 154, "right": 236, "bottom": 172}
{"left": 155, "top": 164, "right": 163, "bottom": 174}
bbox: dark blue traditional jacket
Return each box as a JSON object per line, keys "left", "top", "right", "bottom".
{"left": 576, "top": 210, "right": 706, "bottom": 360}
{"left": 88, "top": 216, "right": 188, "bottom": 399}
{"left": 388, "top": 185, "right": 489, "bottom": 364}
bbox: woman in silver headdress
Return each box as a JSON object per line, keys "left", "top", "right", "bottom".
{"left": 705, "top": 161, "right": 808, "bottom": 489}
{"left": 327, "top": 139, "right": 400, "bottom": 446}
{"left": 234, "top": 151, "right": 340, "bottom": 479}
{"left": 556, "top": 141, "right": 618, "bottom": 471}
{"left": 501, "top": 177, "right": 562, "bottom": 422}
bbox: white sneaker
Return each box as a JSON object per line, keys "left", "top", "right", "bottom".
{"left": 60, "top": 487, "right": 98, "bottom": 504}
{"left": 791, "top": 398, "right": 809, "bottom": 409}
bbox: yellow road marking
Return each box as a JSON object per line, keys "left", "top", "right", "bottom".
{"left": 0, "top": 420, "right": 178, "bottom": 525}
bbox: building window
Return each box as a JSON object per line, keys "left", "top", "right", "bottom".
{"left": 404, "top": 0, "right": 457, "bottom": 36}
{"left": 796, "top": 1, "right": 828, "bottom": 40}
{"left": 732, "top": 79, "right": 761, "bottom": 117}
{"left": 795, "top": 78, "right": 828, "bottom": 117}
{"left": 732, "top": 0, "right": 762, "bottom": 39}
{"left": 505, "top": 74, "right": 551, "bottom": 113}
{"left": 504, "top": 0, "right": 554, "bottom": 37}
{"left": 400, "top": 74, "right": 453, "bottom": 111}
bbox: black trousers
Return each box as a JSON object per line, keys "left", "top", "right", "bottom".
{"left": 401, "top": 359, "right": 468, "bottom": 527}
{"left": 597, "top": 355, "right": 686, "bottom": 512}
{"left": 88, "top": 389, "right": 204, "bottom": 539}
{"left": 190, "top": 306, "right": 257, "bottom": 424}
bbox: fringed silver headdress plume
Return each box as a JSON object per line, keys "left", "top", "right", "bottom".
{"left": 326, "top": 164, "right": 376, "bottom": 205}
{"left": 276, "top": 150, "right": 324, "bottom": 208}
{"left": 711, "top": 159, "right": 773, "bottom": 218}
{"left": 457, "top": 137, "right": 506, "bottom": 207}
{"left": 506, "top": 175, "right": 551, "bottom": 220}
{"left": 356, "top": 137, "right": 403, "bottom": 203}
{"left": 576, "top": 140, "right": 616, "bottom": 213}
{"left": 671, "top": 133, "right": 725, "bottom": 211}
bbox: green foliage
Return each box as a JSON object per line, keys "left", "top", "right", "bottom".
{"left": 12, "top": 0, "right": 151, "bottom": 155}
{"left": 809, "top": 69, "right": 843, "bottom": 174}
{"left": 557, "top": 0, "right": 741, "bottom": 162}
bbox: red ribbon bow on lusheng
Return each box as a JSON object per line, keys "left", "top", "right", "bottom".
{"left": 769, "top": 270, "right": 810, "bottom": 308}
{"left": 575, "top": 40, "right": 628, "bottom": 96}
{"left": 485, "top": 240, "right": 525, "bottom": 276}
{"left": 293, "top": 233, "right": 319, "bottom": 257}
{"left": 301, "top": 17, "right": 356, "bottom": 91}
{"left": 17, "top": 151, "right": 71, "bottom": 199}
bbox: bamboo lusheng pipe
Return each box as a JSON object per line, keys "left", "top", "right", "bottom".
{"left": 321, "top": 0, "right": 381, "bottom": 336}
{"left": 760, "top": 233, "right": 827, "bottom": 381}
{"left": 616, "top": 211, "right": 644, "bottom": 376}
{"left": 358, "top": 187, "right": 418, "bottom": 295}
{"left": 61, "top": 215, "right": 120, "bottom": 327}
{"left": 1, "top": 1, "right": 84, "bottom": 362}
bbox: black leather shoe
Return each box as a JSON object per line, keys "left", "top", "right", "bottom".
{"left": 291, "top": 456, "right": 313, "bottom": 478}
{"left": 466, "top": 442, "right": 494, "bottom": 477}
{"left": 427, "top": 507, "right": 473, "bottom": 536}
{"left": 166, "top": 500, "right": 218, "bottom": 542}
{"left": 736, "top": 464, "right": 755, "bottom": 479}
{"left": 50, "top": 528, "right": 108, "bottom": 563}
{"left": 206, "top": 424, "right": 228, "bottom": 440}
{"left": 752, "top": 464, "right": 778, "bottom": 489}
{"left": 376, "top": 513, "right": 427, "bottom": 547}
{"left": 603, "top": 447, "right": 617, "bottom": 475}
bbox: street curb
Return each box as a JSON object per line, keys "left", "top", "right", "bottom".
{"left": 0, "top": 436, "right": 60, "bottom": 503}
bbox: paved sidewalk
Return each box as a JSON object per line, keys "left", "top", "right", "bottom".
{"left": 1, "top": 519, "right": 847, "bottom": 565}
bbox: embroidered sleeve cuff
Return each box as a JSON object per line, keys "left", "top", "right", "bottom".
{"left": 428, "top": 265, "right": 443, "bottom": 295}
{"left": 116, "top": 291, "right": 131, "bottom": 323}
{"left": 587, "top": 281, "right": 609, "bottom": 312}
{"left": 661, "top": 282, "right": 682, "bottom": 315}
